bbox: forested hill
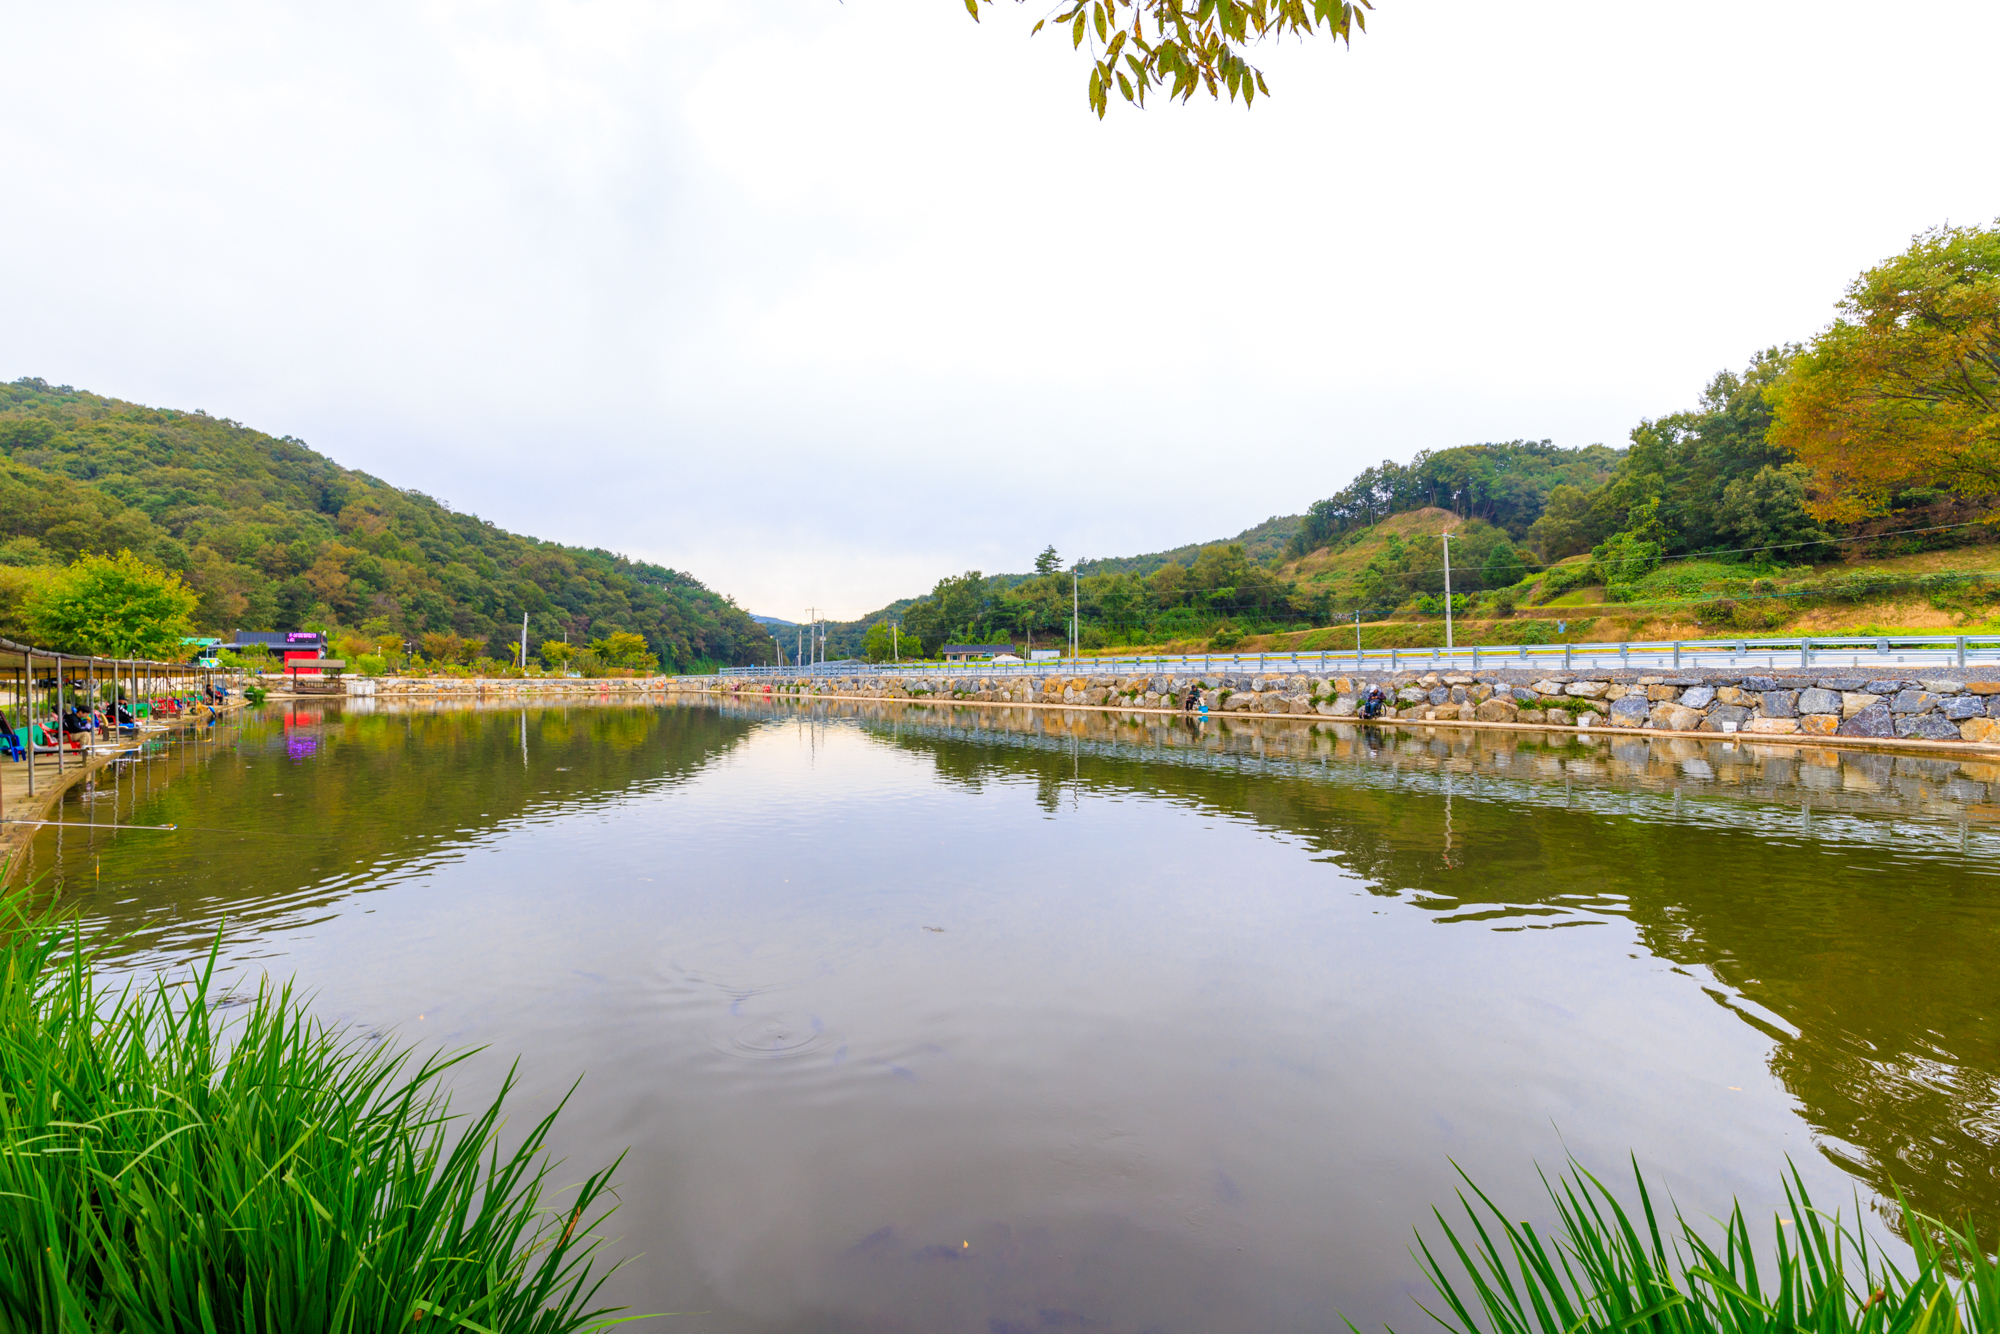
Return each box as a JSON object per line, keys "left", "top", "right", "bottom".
{"left": 1075, "top": 513, "right": 1302, "bottom": 579}
{"left": 0, "top": 379, "right": 773, "bottom": 668}
{"left": 1286, "top": 439, "right": 1624, "bottom": 555}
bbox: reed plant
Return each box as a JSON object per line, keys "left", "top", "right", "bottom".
{"left": 1396, "top": 1159, "right": 1997, "bottom": 1334}
{"left": 0, "top": 900, "right": 631, "bottom": 1332}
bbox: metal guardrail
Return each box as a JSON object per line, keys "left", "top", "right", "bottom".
{"left": 720, "top": 634, "right": 2000, "bottom": 679}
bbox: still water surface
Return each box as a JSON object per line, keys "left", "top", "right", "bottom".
{"left": 21, "top": 698, "right": 2000, "bottom": 1333}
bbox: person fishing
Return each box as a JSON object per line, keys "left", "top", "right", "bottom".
{"left": 1360, "top": 685, "right": 1388, "bottom": 720}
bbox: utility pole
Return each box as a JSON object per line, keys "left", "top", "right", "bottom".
{"left": 1072, "top": 563, "right": 1080, "bottom": 663}
{"left": 1441, "top": 530, "right": 1455, "bottom": 654}
{"left": 892, "top": 622, "right": 899, "bottom": 663}
{"left": 519, "top": 612, "right": 529, "bottom": 672}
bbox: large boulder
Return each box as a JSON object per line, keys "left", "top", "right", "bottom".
{"left": 1475, "top": 698, "right": 1519, "bottom": 723}
{"left": 1799, "top": 714, "right": 1840, "bottom": 736}
{"left": 1866, "top": 679, "right": 1909, "bottom": 696}
{"left": 1745, "top": 717, "right": 1800, "bottom": 734}
{"left": 1945, "top": 696, "right": 1985, "bottom": 720}
{"left": 1565, "top": 681, "right": 1610, "bottom": 698}
{"left": 1680, "top": 685, "right": 1717, "bottom": 709}
{"left": 1896, "top": 713, "right": 1961, "bottom": 741}
{"left": 1837, "top": 703, "right": 1896, "bottom": 738}
{"left": 1702, "top": 704, "right": 1753, "bottom": 732}
{"left": 1797, "top": 688, "right": 1841, "bottom": 715}
{"left": 1651, "top": 703, "right": 1706, "bottom": 731}
{"left": 1890, "top": 689, "right": 1941, "bottom": 714}
{"left": 1609, "top": 696, "right": 1651, "bottom": 725}
{"left": 1961, "top": 717, "right": 2000, "bottom": 743}
{"left": 1919, "top": 679, "right": 1965, "bottom": 694}
{"left": 1760, "top": 690, "right": 1800, "bottom": 718}
{"left": 1743, "top": 676, "right": 1781, "bottom": 692}
{"left": 1841, "top": 692, "right": 1881, "bottom": 717}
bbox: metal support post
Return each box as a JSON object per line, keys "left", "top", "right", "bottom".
{"left": 24, "top": 650, "right": 33, "bottom": 797}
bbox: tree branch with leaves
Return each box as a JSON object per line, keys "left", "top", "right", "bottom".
{"left": 1772, "top": 221, "right": 2000, "bottom": 521}
{"left": 966, "top": 0, "right": 1371, "bottom": 117}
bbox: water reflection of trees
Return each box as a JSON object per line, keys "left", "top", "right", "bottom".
{"left": 34, "top": 703, "right": 758, "bottom": 967}
{"left": 713, "top": 696, "right": 2000, "bottom": 1235}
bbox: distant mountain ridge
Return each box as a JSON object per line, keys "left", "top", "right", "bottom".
{"left": 0, "top": 378, "right": 773, "bottom": 667}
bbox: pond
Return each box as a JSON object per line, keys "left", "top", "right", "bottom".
{"left": 18, "top": 697, "right": 2000, "bottom": 1334}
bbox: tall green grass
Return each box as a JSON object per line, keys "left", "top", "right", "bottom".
{"left": 0, "top": 900, "right": 633, "bottom": 1332}
{"left": 1394, "top": 1159, "right": 1997, "bottom": 1334}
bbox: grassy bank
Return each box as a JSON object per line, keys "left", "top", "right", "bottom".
{"left": 1406, "top": 1159, "right": 1997, "bottom": 1334}
{"left": 0, "top": 897, "right": 629, "bottom": 1332}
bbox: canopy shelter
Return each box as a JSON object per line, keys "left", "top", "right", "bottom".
{"left": 0, "top": 635, "right": 222, "bottom": 803}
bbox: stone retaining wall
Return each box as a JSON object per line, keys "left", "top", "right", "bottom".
{"left": 694, "top": 668, "right": 2000, "bottom": 745}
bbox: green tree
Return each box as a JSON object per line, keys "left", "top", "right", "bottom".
{"left": 420, "top": 631, "right": 470, "bottom": 665}
{"left": 1524, "top": 483, "right": 1607, "bottom": 560}
{"left": 967, "top": 0, "right": 1372, "bottom": 116}
{"left": 589, "top": 631, "right": 659, "bottom": 672}
{"left": 22, "top": 550, "right": 197, "bottom": 657}
{"left": 862, "top": 620, "right": 912, "bottom": 663}
{"left": 540, "top": 639, "right": 575, "bottom": 670}
{"left": 1480, "top": 541, "right": 1527, "bottom": 589}
{"left": 1715, "top": 463, "right": 1832, "bottom": 560}
{"left": 1772, "top": 221, "right": 2000, "bottom": 520}
{"left": 901, "top": 571, "right": 989, "bottom": 656}
{"left": 1034, "top": 545, "right": 1063, "bottom": 575}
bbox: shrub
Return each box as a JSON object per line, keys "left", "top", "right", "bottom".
{"left": 1209, "top": 625, "right": 1245, "bottom": 649}
{"left": 1533, "top": 560, "right": 1599, "bottom": 604}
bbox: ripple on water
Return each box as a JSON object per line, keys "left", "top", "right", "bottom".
{"left": 710, "top": 1009, "right": 827, "bottom": 1060}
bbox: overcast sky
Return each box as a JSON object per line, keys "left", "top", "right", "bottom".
{"left": 3, "top": 1, "right": 1995, "bottom": 620}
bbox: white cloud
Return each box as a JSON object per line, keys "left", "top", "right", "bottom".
{"left": 2, "top": 0, "right": 1994, "bottom": 617}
